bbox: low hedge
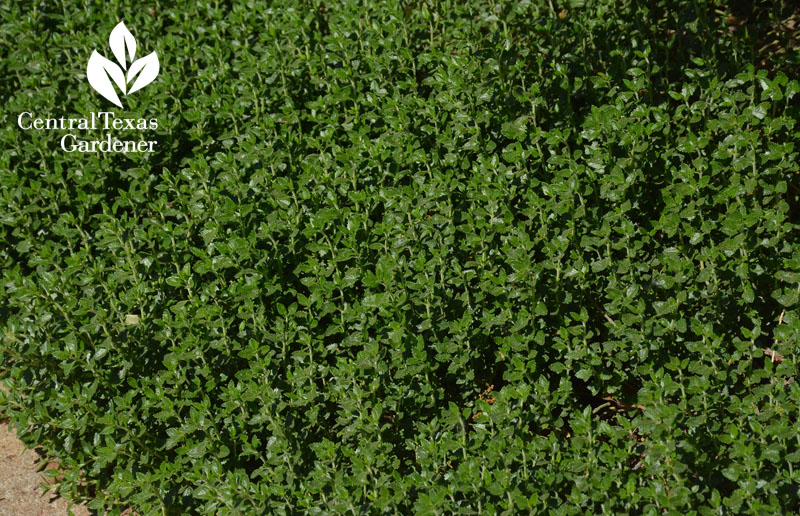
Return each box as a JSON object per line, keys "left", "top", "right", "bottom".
{"left": 2, "top": 0, "right": 799, "bottom": 514}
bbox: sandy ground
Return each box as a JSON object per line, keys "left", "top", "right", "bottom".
{"left": 0, "top": 419, "right": 91, "bottom": 516}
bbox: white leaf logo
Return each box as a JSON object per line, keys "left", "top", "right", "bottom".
{"left": 87, "top": 51, "right": 126, "bottom": 108}
{"left": 87, "top": 21, "right": 159, "bottom": 108}
{"left": 109, "top": 22, "right": 136, "bottom": 70}
{"left": 127, "top": 52, "right": 159, "bottom": 94}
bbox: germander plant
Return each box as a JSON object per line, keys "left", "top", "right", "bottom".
{"left": 1, "top": 0, "right": 799, "bottom": 514}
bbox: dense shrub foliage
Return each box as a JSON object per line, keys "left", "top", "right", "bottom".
{"left": 2, "top": 0, "right": 800, "bottom": 514}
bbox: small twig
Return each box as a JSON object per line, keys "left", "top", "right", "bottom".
{"left": 770, "top": 308, "right": 787, "bottom": 363}
{"left": 763, "top": 348, "right": 784, "bottom": 364}
{"left": 602, "top": 396, "right": 645, "bottom": 411}
{"left": 592, "top": 401, "right": 612, "bottom": 414}
{"left": 603, "top": 313, "right": 618, "bottom": 328}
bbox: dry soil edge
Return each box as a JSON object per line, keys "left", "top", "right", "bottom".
{"left": 0, "top": 419, "right": 91, "bottom": 516}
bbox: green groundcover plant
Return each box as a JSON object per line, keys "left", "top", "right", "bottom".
{"left": 1, "top": 0, "right": 800, "bottom": 514}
